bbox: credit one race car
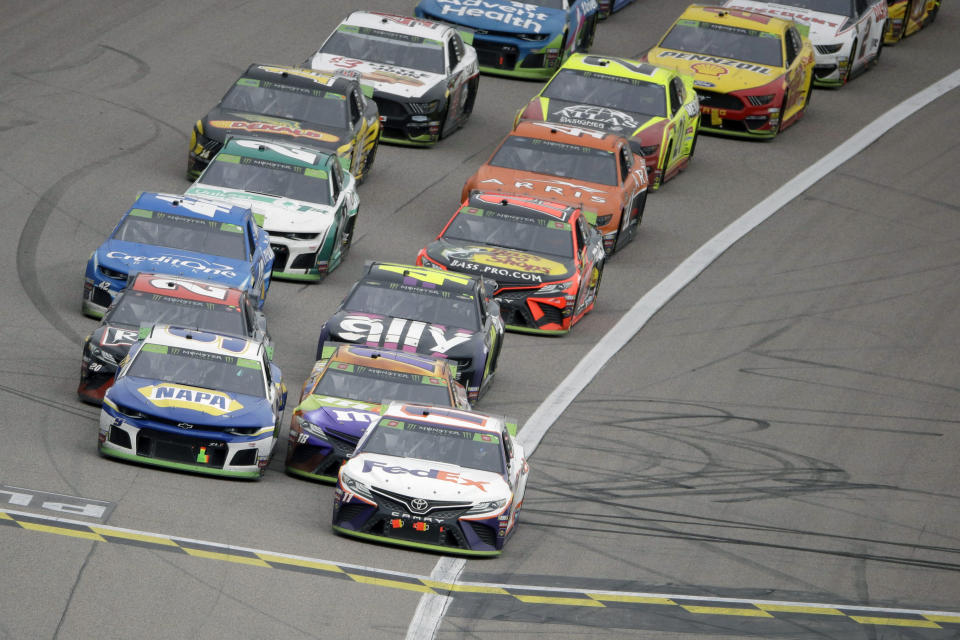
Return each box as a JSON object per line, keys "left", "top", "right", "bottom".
{"left": 415, "top": 0, "right": 599, "bottom": 79}
{"left": 516, "top": 53, "right": 701, "bottom": 190}
{"left": 188, "top": 64, "right": 381, "bottom": 182}
{"left": 884, "top": 0, "right": 940, "bottom": 43}
{"left": 307, "top": 11, "right": 480, "bottom": 146}
{"left": 315, "top": 262, "right": 504, "bottom": 402}
{"left": 333, "top": 402, "right": 528, "bottom": 555}
{"left": 723, "top": 0, "right": 886, "bottom": 86}
{"left": 79, "top": 273, "right": 270, "bottom": 405}
{"left": 286, "top": 344, "right": 470, "bottom": 482}
{"left": 462, "top": 121, "right": 648, "bottom": 256}
{"left": 646, "top": 5, "right": 815, "bottom": 138}
{"left": 186, "top": 137, "right": 359, "bottom": 282}
{"left": 417, "top": 193, "right": 604, "bottom": 334}
{"left": 99, "top": 325, "right": 286, "bottom": 479}
{"left": 82, "top": 192, "right": 273, "bottom": 318}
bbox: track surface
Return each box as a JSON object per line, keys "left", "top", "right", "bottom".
{"left": 0, "top": 1, "right": 957, "bottom": 638}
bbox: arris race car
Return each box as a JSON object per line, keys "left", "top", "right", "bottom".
{"left": 188, "top": 64, "right": 380, "bottom": 183}
{"left": 286, "top": 344, "right": 470, "bottom": 482}
{"left": 307, "top": 11, "right": 479, "bottom": 146}
{"left": 315, "top": 262, "right": 504, "bottom": 402}
{"left": 417, "top": 193, "right": 604, "bottom": 334}
{"left": 516, "top": 53, "right": 701, "bottom": 190}
{"left": 415, "top": 0, "right": 599, "bottom": 79}
{"left": 884, "top": 0, "right": 940, "bottom": 43}
{"left": 723, "top": 0, "right": 886, "bottom": 86}
{"left": 186, "top": 137, "right": 359, "bottom": 282}
{"left": 333, "top": 402, "right": 528, "bottom": 555}
{"left": 79, "top": 273, "right": 271, "bottom": 405}
{"left": 82, "top": 192, "right": 273, "bottom": 319}
{"left": 646, "top": 5, "right": 815, "bottom": 138}
{"left": 99, "top": 325, "right": 286, "bottom": 480}
{"left": 462, "top": 121, "right": 648, "bottom": 256}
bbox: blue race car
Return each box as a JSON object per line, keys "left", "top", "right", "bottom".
{"left": 82, "top": 192, "right": 274, "bottom": 318}
{"left": 415, "top": 0, "right": 599, "bottom": 79}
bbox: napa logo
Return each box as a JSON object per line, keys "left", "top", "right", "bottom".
{"left": 137, "top": 383, "right": 243, "bottom": 416}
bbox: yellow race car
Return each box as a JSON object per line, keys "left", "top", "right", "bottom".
{"left": 884, "top": 0, "right": 941, "bottom": 43}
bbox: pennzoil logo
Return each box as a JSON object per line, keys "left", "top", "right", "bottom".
{"left": 209, "top": 120, "right": 340, "bottom": 143}
{"left": 137, "top": 383, "right": 243, "bottom": 416}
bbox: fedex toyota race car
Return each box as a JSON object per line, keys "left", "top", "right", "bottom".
{"left": 333, "top": 402, "right": 528, "bottom": 555}
{"left": 187, "top": 138, "right": 359, "bottom": 282}
{"left": 415, "top": 0, "right": 599, "bottom": 79}
{"left": 82, "top": 193, "right": 273, "bottom": 319}
{"left": 99, "top": 325, "right": 286, "bottom": 480}
{"left": 723, "top": 0, "right": 886, "bottom": 86}
{"left": 307, "top": 12, "right": 479, "bottom": 146}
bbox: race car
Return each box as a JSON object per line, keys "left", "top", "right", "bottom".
{"left": 315, "top": 262, "right": 504, "bottom": 402}
{"left": 333, "top": 401, "right": 528, "bottom": 555}
{"left": 99, "top": 325, "right": 286, "bottom": 480}
{"left": 646, "top": 5, "right": 815, "bottom": 138}
{"left": 306, "top": 11, "right": 479, "bottom": 146}
{"left": 82, "top": 192, "right": 273, "bottom": 319}
{"left": 286, "top": 344, "right": 470, "bottom": 482}
{"left": 79, "top": 273, "right": 271, "bottom": 405}
{"left": 415, "top": 0, "right": 599, "bottom": 79}
{"left": 462, "top": 121, "right": 648, "bottom": 256}
{"left": 722, "top": 0, "right": 886, "bottom": 86}
{"left": 598, "top": 0, "right": 636, "bottom": 19}
{"left": 188, "top": 64, "right": 381, "bottom": 182}
{"left": 186, "top": 138, "right": 359, "bottom": 282}
{"left": 515, "top": 53, "right": 701, "bottom": 190}
{"left": 884, "top": 0, "right": 940, "bottom": 43}
{"left": 417, "top": 193, "right": 604, "bottom": 334}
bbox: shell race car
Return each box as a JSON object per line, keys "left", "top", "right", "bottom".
{"left": 417, "top": 193, "right": 604, "bottom": 334}
{"left": 79, "top": 273, "right": 271, "bottom": 405}
{"left": 462, "top": 121, "right": 648, "bottom": 256}
{"left": 99, "top": 325, "right": 286, "bottom": 480}
{"left": 315, "top": 262, "right": 504, "bottom": 402}
{"left": 82, "top": 192, "right": 273, "bottom": 319}
{"left": 646, "top": 4, "right": 815, "bottom": 139}
{"left": 722, "top": 0, "right": 886, "bottom": 87}
{"left": 286, "top": 344, "right": 470, "bottom": 482}
{"left": 415, "top": 0, "right": 599, "bottom": 79}
{"left": 306, "top": 11, "right": 479, "bottom": 146}
{"left": 188, "top": 64, "right": 381, "bottom": 183}
{"left": 884, "top": 0, "right": 940, "bottom": 43}
{"left": 516, "top": 53, "right": 701, "bottom": 190}
{"left": 333, "top": 401, "right": 528, "bottom": 556}
{"left": 186, "top": 138, "right": 359, "bottom": 282}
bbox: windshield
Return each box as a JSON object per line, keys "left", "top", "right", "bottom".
{"left": 220, "top": 79, "right": 348, "bottom": 129}
{"left": 201, "top": 155, "right": 331, "bottom": 206}
{"left": 320, "top": 27, "right": 445, "bottom": 74}
{"left": 544, "top": 69, "right": 667, "bottom": 118}
{"left": 344, "top": 283, "right": 480, "bottom": 331}
{"left": 750, "top": 0, "right": 853, "bottom": 16}
{"left": 106, "top": 291, "right": 247, "bottom": 337}
{"left": 360, "top": 418, "right": 504, "bottom": 474}
{"left": 660, "top": 19, "right": 783, "bottom": 68}
{"left": 443, "top": 206, "right": 574, "bottom": 258}
{"left": 490, "top": 136, "right": 618, "bottom": 186}
{"left": 113, "top": 210, "right": 248, "bottom": 260}
{"left": 313, "top": 367, "right": 451, "bottom": 406}
{"left": 126, "top": 344, "right": 265, "bottom": 398}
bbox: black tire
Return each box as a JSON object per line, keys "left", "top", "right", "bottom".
{"left": 927, "top": 0, "right": 940, "bottom": 23}
{"left": 845, "top": 39, "right": 856, "bottom": 83}
{"left": 771, "top": 90, "right": 787, "bottom": 137}
{"left": 340, "top": 214, "right": 357, "bottom": 261}
{"left": 872, "top": 28, "right": 884, "bottom": 68}
{"left": 580, "top": 15, "right": 597, "bottom": 51}
{"left": 585, "top": 263, "right": 603, "bottom": 315}
{"left": 801, "top": 74, "right": 813, "bottom": 112}
{"left": 358, "top": 140, "right": 377, "bottom": 184}
{"left": 655, "top": 141, "right": 672, "bottom": 190}
{"left": 632, "top": 190, "right": 647, "bottom": 227}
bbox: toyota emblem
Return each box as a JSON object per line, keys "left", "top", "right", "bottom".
{"left": 410, "top": 498, "right": 429, "bottom": 513}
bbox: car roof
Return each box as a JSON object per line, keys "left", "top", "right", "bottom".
{"left": 128, "top": 192, "right": 251, "bottom": 225}
{"left": 677, "top": 4, "right": 790, "bottom": 35}
{"left": 467, "top": 192, "right": 579, "bottom": 224}
{"left": 219, "top": 137, "right": 337, "bottom": 172}
{"left": 241, "top": 63, "right": 358, "bottom": 96}
{"left": 344, "top": 11, "right": 451, "bottom": 43}
{"left": 363, "top": 262, "right": 480, "bottom": 295}
{"left": 511, "top": 121, "right": 624, "bottom": 152}
{"left": 142, "top": 325, "right": 263, "bottom": 360}
{"left": 323, "top": 344, "right": 452, "bottom": 378}
{"left": 128, "top": 273, "right": 248, "bottom": 308}
{"left": 561, "top": 53, "right": 673, "bottom": 84}
{"left": 382, "top": 401, "right": 504, "bottom": 435}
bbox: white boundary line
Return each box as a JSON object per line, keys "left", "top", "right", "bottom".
{"left": 405, "top": 68, "right": 960, "bottom": 638}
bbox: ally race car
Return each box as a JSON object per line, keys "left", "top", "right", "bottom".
{"left": 334, "top": 401, "right": 528, "bottom": 555}
{"left": 99, "top": 325, "right": 286, "bottom": 480}
{"left": 82, "top": 192, "right": 273, "bottom": 318}
{"left": 307, "top": 11, "right": 479, "bottom": 146}
{"left": 417, "top": 193, "right": 604, "bottom": 334}
{"left": 315, "top": 262, "right": 504, "bottom": 402}
{"left": 79, "top": 273, "right": 270, "bottom": 405}
{"left": 187, "top": 137, "right": 359, "bottom": 282}
{"left": 286, "top": 343, "right": 470, "bottom": 482}
{"left": 884, "top": 0, "right": 940, "bottom": 43}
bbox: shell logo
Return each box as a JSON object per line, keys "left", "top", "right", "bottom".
{"left": 691, "top": 63, "right": 728, "bottom": 77}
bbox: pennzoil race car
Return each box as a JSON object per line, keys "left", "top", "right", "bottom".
{"left": 884, "top": 0, "right": 940, "bottom": 43}
{"left": 333, "top": 401, "right": 528, "bottom": 555}
{"left": 307, "top": 11, "right": 479, "bottom": 146}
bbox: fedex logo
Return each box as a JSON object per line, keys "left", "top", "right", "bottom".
{"left": 361, "top": 459, "right": 489, "bottom": 491}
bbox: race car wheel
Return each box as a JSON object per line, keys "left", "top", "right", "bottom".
{"left": 771, "top": 91, "right": 787, "bottom": 137}
{"left": 580, "top": 15, "right": 598, "bottom": 51}
{"left": 688, "top": 120, "right": 700, "bottom": 160}
{"left": 340, "top": 214, "right": 357, "bottom": 261}
{"left": 801, "top": 75, "right": 813, "bottom": 113}
{"left": 632, "top": 190, "right": 647, "bottom": 227}
{"left": 928, "top": 0, "right": 940, "bottom": 23}
{"left": 872, "top": 30, "right": 884, "bottom": 68}
{"left": 359, "top": 140, "right": 378, "bottom": 183}
{"left": 655, "top": 141, "right": 673, "bottom": 189}
{"left": 844, "top": 40, "right": 857, "bottom": 83}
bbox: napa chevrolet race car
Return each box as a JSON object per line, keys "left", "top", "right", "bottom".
{"left": 188, "top": 64, "right": 380, "bottom": 182}
{"left": 333, "top": 402, "right": 528, "bottom": 555}
{"left": 99, "top": 325, "right": 286, "bottom": 479}
{"left": 186, "top": 138, "right": 359, "bottom": 282}
{"left": 884, "top": 0, "right": 940, "bottom": 43}
{"left": 315, "top": 263, "right": 504, "bottom": 402}
{"left": 723, "top": 0, "right": 886, "bottom": 86}
{"left": 415, "top": 0, "right": 599, "bottom": 79}
{"left": 462, "top": 121, "right": 648, "bottom": 256}
{"left": 646, "top": 5, "right": 815, "bottom": 138}
{"left": 286, "top": 344, "right": 470, "bottom": 482}
{"left": 307, "top": 12, "right": 479, "bottom": 146}
{"left": 418, "top": 193, "right": 604, "bottom": 334}
{"left": 516, "top": 54, "right": 701, "bottom": 190}
{"left": 82, "top": 192, "right": 273, "bottom": 319}
{"left": 79, "top": 273, "right": 271, "bottom": 405}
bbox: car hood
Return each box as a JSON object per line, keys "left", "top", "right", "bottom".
{"left": 345, "top": 452, "right": 509, "bottom": 501}
{"left": 466, "top": 165, "right": 620, "bottom": 213}
{"left": 324, "top": 311, "right": 480, "bottom": 361}
{"left": 540, "top": 97, "right": 663, "bottom": 138}
{"left": 88, "top": 323, "right": 140, "bottom": 360}
{"left": 297, "top": 394, "right": 381, "bottom": 441}
{"left": 425, "top": 239, "right": 574, "bottom": 286}
{"left": 309, "top": 54, "right": 445, "bottom": 100}
{"left": 108, "top": 377, "right": 274, "bottom": 426}
{"left": 724, "top": 1, "right": 850, "bottom": 39}
{"left": 649, "top": 47, "right": 781, "bottom": 91}
{"left": 185, "top": 185, "right": 335, "bottom": 234}
{"left": 202, "top": 108, "right": 347, "bottom": 153}
{"left": 418, "top": 0, "right": 567, "bottom": 36}
{"left": 96, "top": 239, "right": 251, "bottom": 289}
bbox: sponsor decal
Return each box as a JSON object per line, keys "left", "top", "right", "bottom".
{"left": 209, "top": 120, "right": 340, "bottom": 143}
{"left": 554, "top": 104, "right": 639, "bottom": 131}
{"left": 330, "top": 409, "right": 379, "bottom": 424}
{"left": 370, "top": 13, "right": 442, "bottom": 29}
{"left": 100, "top": 327, "right": 139, "bottom": 347}
{"left": 105, "top": 252, "right": 238, "bottom": 278}
{"left": 325, "top": 58, "right": 428, "bottom": 87}
{"left": 529, "top": 121, "right": 607, "bottom": 139}
{"left": 338, "top": 315, "right": 473, "bottom": 355}
{"left": 232, "top": 138, "right": 321, "bottom": 164}
{"left": 152, "top": 194, "right": 233, "bottom": 218}
{"left": 362, "top": 459, "right": 489, "bottom": 491}
{"left": 479, "top": 177, "right": 608, "bottom": 203}
{"left": 442, "top": 246, "right": 568, "bottom": 278}
{"left": 137, "top": 383, "right": 244, "bottom": 416}
{"left": 256, "top": 65, "right": 336, "bottom": 86}
{"left": 725, "top": 3, "right": 840, "bottom": 28}
{"left": 691, "top": 62, "right": 728, "bottom": 77}
{"left": 658, "top": 51, "right": 772, "bottom": 75}
{"left": 435, "top": 0, "right": 552, "bottom": 33}
{"left": 693, "top": 79, "right": 715, "bottom": 88}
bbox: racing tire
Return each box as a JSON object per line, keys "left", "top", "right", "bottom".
{"left": 655, "top": 141, "right": 672, "bottom": 190}
{"left": 688, "top": 119, "right": 700, "bottom": 160}
{"left": 580, "top": 15, "right": 598, "bottom": 51}
{"left": 845, "top": 40, "right": 857, "bottom": 84}
{"left": 801, "top": 75, "right": 813, "bottom": 113}
{"left": 771, "top": 91, "right": 787, "bottom": 138}
{"left": 357, "top": 140, "right": 378, "bottom": 185}
{"left": 927, "top": 1, "right": 940, "bottom": 23}
{"left": 872, "top": 30, "right": 884, "bottom": 68}
{"left": 633, "top": 190, "right": 647, "bottom": 228}
{"left": 340, "top": 214, "right": 357, "bottom": 262}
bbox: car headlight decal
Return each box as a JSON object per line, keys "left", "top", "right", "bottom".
{"left": 466, "top": 498, "right": 507, "bottom": 515}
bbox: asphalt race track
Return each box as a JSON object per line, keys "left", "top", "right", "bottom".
{"left": 0, "top": 2, "right": 958, "bottom": 639}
